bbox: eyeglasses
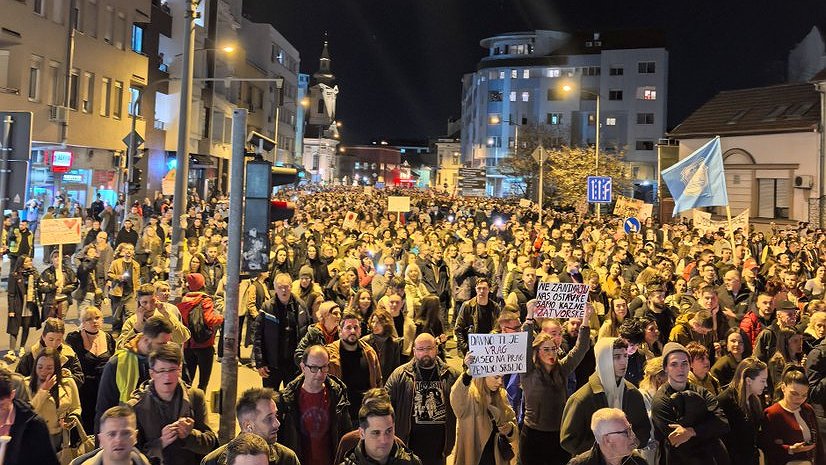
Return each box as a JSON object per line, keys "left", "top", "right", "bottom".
{"left": 604, "top": 427, "right": 634, "bottom": 439}
{"left": 304, "top": 364, "right": 330, "bottom": 374}
{"left": 151, "top": 367, "right": 181, "bottom": 375}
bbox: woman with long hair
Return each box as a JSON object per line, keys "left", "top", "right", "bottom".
{"left": 6, "top": 255, "right": 42, "bottom": 361}
{"left": 350, "top": 288, "right": 376, "bottom": 335}
{"left": 710, "top": 328, "right": 746, "bottom": 389}
{"left": 27, "top": 347, "right": 81, "bottom": 451}
{"left": 361, "top": 308, "right": 403, "bottom": 381}
{"left": 403, "top": 262, "right": 430, "bottom": 312}
{"left": 717, "top": 357, "right": 768, "bottom": 465}
{"left": 598, "top": 297, "right": 628, "bottom": 340}
{"left": 638, "top": 357, "right": 665, "bottom": 465}
{"left": 451, "top": 352, "right": 518, "bottom": 465}
{"left": 64, "top": 306, "right": 115, "bottom": 433}
{"left": 768, "top": 328, "right": 805, "bottom": 400}
{"left": 414, "top": 295, "right": 447, "bottom": 359}
{"left": 761, "top": 366, "right": 825, "bottom": 465}
{"left": 520, "top": 302, "right": 593, "bottom": 465}
{"left": 601, "top": 262, "right": 625, "bottom": 300}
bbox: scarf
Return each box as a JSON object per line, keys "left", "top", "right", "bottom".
{"left": 115, "top": 339, "right": 141, "bottom": 402}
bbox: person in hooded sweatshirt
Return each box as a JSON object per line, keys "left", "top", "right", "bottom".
{"left": 559, "top": 337, "right": 651, "bottom": 456}
{"left": 178, "top": 273, "right": 223, "bottom": 392}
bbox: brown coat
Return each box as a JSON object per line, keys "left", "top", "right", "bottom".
{"left": 326, "top": 339, "right": 383, "bottom": 387}
{"left": 450, "top": 374, "right": 518, "bottom": 465}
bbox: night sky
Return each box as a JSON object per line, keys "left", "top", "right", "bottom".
{"left": 244, "top": 0, "right": 826, "bottom": 144}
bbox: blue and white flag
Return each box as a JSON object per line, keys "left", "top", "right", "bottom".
{"left": 661, "top": 136, "right": 728, "bottom": 216}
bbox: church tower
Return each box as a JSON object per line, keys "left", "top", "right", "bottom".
{"left": 308, "top": 39, "right": 338, "bottom": 134}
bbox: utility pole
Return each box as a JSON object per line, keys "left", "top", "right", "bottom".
{"left": 218, "top": 108, "right": 246, "bottom": 443}
{"left": 817, "top": 81, "right": 826, "bottom": 228}
{"left": 169, "top": 0, "right": 196, "bottom": 299}
{"left": 0, "top": 115, "right": 11, "bottom": 215}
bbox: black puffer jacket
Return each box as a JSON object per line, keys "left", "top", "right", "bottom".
{"left": 340, "top": 441, "right": 423, "bottom": 465}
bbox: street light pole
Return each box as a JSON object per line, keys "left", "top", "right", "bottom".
{"left": 169, "top": 0, "right": 196, "bottom": 299}
{"left": 595, "top": 92, "right": 601, "bottom": 221}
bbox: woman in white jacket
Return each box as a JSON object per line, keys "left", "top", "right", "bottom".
{"left": 26, "top": 347, "right": 81, "bottom": 451}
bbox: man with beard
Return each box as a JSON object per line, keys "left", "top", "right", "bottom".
{"left": 506, "top": 266, "right": 538, "bottom": 321}
{"left": 454, "top": 277, "right": 501, "bottom": 356}
{"left": 385, "top": 333, "right": 460, "bottom": 465}
{"left": 420, "top": 247, "right": 451, "bottom": 326}
{"left": 325, "top": 312, "right": 382, "bottom": 421}
{"left": 634, "top": 286, "right": 676, "bottom": 346}
{"left": 201, "top": 244, "right": 224, "bottom": 296}
{"left": 201, "top": 388, "right": 299, "bottom": 465}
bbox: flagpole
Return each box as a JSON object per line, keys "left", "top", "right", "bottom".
{"left": 725, "top": 204, "right": 737, "bottom": 251}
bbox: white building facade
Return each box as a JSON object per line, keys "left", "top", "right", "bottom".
{"left": 461, "top": 30, "right": 668, "bottom": 197}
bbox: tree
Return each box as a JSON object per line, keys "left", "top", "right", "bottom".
{"left": 498, "top": 123, "right": 632, "bottom": 207}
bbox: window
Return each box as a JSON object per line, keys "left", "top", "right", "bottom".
{"left": 49, "top": 61, "right": 60, "bottom": 105}
{"left": 84, "top": 0, "right": 97, "bottom": 37}
{"left": 758, "top": 178, "right": 790, "bottom": 219}
{"left": 499, "top": 71, "right": 505, "bottom": 80}
{"left": 488, "top": 70, "right": 498, "bottom": 81}
{"left": 82, "top": 72, "right": 94, "bottom": 112}
{"left": 486, "top": 136, "right": 501, "bottom": 147}
{"left": 509, "top": 91, "right": 516, "bottom": 102}
{"left": 638, "top": 87, "right": 657, "bottom": 100}
{"left": 312, "top": 152, "right": 320, "bottom": 170}
{"left": 510, "top": 69, "right": 518, "bottom": 79}
{"left": 115, "top": 13, "right": 126, "bottom": 49}
{"left": 547, "top": 113, "right": 563, "bottom": 125}
{"left": 521, "top": 91, "right": 530, "bottom": 102}
{"left": 635, "top": 140, "right": 654, "bottom": 151}
{"left": 103, "top": 7, "right": 114, "bottom": 44}
{"left": 34, "top": 0, "right": 44, "bottom": 16}
{"left": 522, "top": 69, "right": 530, "bottom": 79}
{"left": 636, "top": 113, "right": 654, "bottom": 124}
{"left": 487, "top": 113, "right": 500, "bottom": 125}
{"left": 488, "top": 91, "right": 502, "bottom": 102}
{"left": 128, "top": 85, "right": 141, "bottom": 116}
{"left": 100, "top": 77, "right": 111, "bottom": 115}
{"left": 547, "top": 88, "right": 563, "bottom": 100}
{"left": 638, "top": 61, "right": 656, "bottom": 73}
{"left": 608, "top": 89, "right": 623, "bottom": 100}
{"left": 606, "top": 117, "right": 617, "bottom": 126}
{"left": 582, "top": 66, "right": 601, "bottom": 76}
{"left": 546, "top": 68, "right": 561, "bottom": 78}
{"left": 68, "top": 69, "right": 79, "bottom": 110}
{"left": 581, "top": 89, "right": 597, "bottom": 101}
{"left": 112, "top": 80, "right": 123, "bottom": 118}
{"left": 131, "top": 24, "right": 145, "bottom": 53}
{"left": 609, "top": 66, "right": 624, "bottom": 76}
{"left": 588, "top": 114, "right": 596, "bottom": 126}
{"left": 0, "top": 51, "right": 9, "bottom": 89}
{"left": 28, "top": 56, "right": 42, "bottom": 101}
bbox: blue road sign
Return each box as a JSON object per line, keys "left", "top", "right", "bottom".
{"left": 587, "top": 176, "right": 612, "bottom": 203}
{"left": 624, "top": 217, "right": 641, "bottom": 234}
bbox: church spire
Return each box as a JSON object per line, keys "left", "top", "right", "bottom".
{"left": 313, "top": 35, "right": 335, "bottom": 85}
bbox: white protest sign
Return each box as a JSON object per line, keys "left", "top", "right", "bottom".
{"left": 342, "top": 211, "right": 358, "bottom": 229}
{"left": 387, "top": 196, "right": 411, "bottom": 212}
{"left": 638, "top": 203, "right": 653, "bottom": 221}
{"left": 39, "top": 218, "right": 82, "bottom": 245}
{"left": 693, "top": 208, "right": 749, "bottom": 234}
{"left": 534, "top": 282, "right": 590, "bottom": 319}
{"left": 519, "top": 198, "right": 532, "bottom": 208}
{"left": 613, "top": 195, "right": 644, "bottom": 219}
{"left": 468, "top": 332, "right": 528, "bottom": 377}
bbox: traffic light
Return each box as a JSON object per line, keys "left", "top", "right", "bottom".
{"left": 271, "top": 166, "right": 299, "bottom": 188}
{"left": 128, "top": 168, "right": 142, "bottom": 194}
{"left": 270, "top": 200, "right": 296, "bottom": 221}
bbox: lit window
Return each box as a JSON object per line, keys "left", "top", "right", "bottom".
{"left": 499, "top": 71, "right": 505, "bottom": 80}
{"left": 637, "top": 87, "right": 657, "bottom": 100}
{"left": 605, "top": 117, "right": 617, "bottom": 126}
{"left": 509, "top": 91, "right": 516, "bottom": 102}
{"left": 511, "top": 69, "right": 517, "bottom": 79}
{"left": 82, "top": 72, "right": 94, "bottom": 113}
{"left": 522, "top": 69, "right": 530, "bottom": 79}
{"left": 131, "top": 24, "right": 145, "bottom": 54}
{"left": 489, "top": 70, "right": 498, "bottom": 80}
{"left": 128, "top": 86, "right": 142, "bottom": 116}
{"left": 547, "top": 113, "right": 563, "bottom": 125}
{"left": 521, "top": 91, "right": 529, "bottom": 102}
{"left": 487, "top": 136, "right": 501, "bottom": 147}
{"left": 546, "top": 68, "right": 561, "bottom": 77}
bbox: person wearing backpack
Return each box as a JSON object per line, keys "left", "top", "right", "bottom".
{"left": 178, "top": 273, "right": 223, "bottom": 391}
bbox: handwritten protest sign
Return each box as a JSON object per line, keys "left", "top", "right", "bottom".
{"left": 693, "top": 208, "right": 749, "bottom": 234}
{"left": 534, "top": 282, "right": 590, "bottom": 319}
{"left": 387, "top": 196, "right": 411, "bottom": 212}
{"left": 39, "top": 218, "right": 82, "bottom": 245}
{"left": 613, "top": 195, "right": 644, "bottom": 219}
{"left": 468, "top": 332, "right": 528, "bottom": 377}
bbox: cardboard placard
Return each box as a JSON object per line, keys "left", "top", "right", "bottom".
{"left": 342, "top": 211, "right": 358, "bottom": 230}
{"left": 468, "top": 332, "right": 528, "bottom": 377}
{"left": 534, "top": 282, "right": 590, "bottom": 319}
{"left": 387, "top": 196, "right": 411, "bottom": 212}
{"left": 39, "top": 218, "right": 82, "bottom": 245}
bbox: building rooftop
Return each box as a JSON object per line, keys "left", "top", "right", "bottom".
{"left": 668, "top": 82, "right": 822, "bottom": 138}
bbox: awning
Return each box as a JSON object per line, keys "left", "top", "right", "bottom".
{"left": 189, "top": 154, "right": 215, "bottom": 167}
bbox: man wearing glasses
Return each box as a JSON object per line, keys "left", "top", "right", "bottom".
{"left": 129, "top": 343, "right": 217, "bottom": 465}
{"left": 276, "top": 345, "right": 352, "bottom": 465}
{"left": 567, "top": 408, "right": 647, "bottom": 465}
{"left": 72, "top": 405, "right": 152, "bottom": 465}
{"left": 385, "top": 333, "right": 460, "bottom": 465}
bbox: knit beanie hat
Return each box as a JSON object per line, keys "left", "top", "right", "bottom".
{"left": 187, "top": 273, "right": 206, "bottom": 292}
{"left": 662, "top": 342, "right": 690, "bottom": 366}
{"left": 299, "top": 265, "right": 314, "bottom": 279}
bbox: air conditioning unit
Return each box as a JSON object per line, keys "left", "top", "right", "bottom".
{"left": 795, "top": 175, "right": 814, "bottom": 189}
{"left": 48, "top": 105, "right": 68, "bottom": 123}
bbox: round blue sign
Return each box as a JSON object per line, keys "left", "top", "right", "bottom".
{"left": 623, "top": 217, "right": 641, "bottom": 234}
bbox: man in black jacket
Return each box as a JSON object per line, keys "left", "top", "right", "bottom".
{"left": 339, "top": 391, "right": 422, "bottom": 465}
{"left": 253, "top": 273, "right": 309, "bottom": 390}
{"left": 567, "top": 408, "right": 647, "bottom": 465}
{"left": 0, "top": 369, "right": 59, "bottom": 465}
{"left": 419, "top": 247, "right": 451, "bottom": 326}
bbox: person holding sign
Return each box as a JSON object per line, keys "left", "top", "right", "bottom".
{"left": 450, "top": 351, "right": 518, "bottom": 465}
{"left": 520, "top": 301, "right": 593, "bottom": 465}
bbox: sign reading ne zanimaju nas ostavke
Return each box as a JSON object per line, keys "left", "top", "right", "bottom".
{"left": 467, "top": 332, "right": 528, "bottom": 377}
{"left": 534, "top": 282, "right": 590, "bottom": 319}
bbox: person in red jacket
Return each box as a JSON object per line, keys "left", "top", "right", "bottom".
{"left": 740, "top": 292, "right": 775, "bottom": 349}
{"left": 178, "top": 273, "right": 223, "bottom": 391}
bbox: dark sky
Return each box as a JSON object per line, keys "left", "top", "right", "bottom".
{"left": 244, "top": 0, "right": 825, "bottom": 144}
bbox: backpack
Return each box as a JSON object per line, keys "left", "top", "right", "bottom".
{"left": 187, "top": 299, "right": 213, "bottom": 344}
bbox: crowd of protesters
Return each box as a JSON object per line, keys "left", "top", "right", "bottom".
{"left": 1, "top": 185, "right": 826, "bottom": 465}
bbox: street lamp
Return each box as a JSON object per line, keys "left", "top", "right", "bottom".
{"left": 488, "top": 114, "right": 520, "bottom": 157}
{"left": 563, "top": 83, "right": 602, "bottom": 219}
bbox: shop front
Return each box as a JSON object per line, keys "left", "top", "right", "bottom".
{"left": 28, "top": 148, "right": 120, "bottom": 209}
